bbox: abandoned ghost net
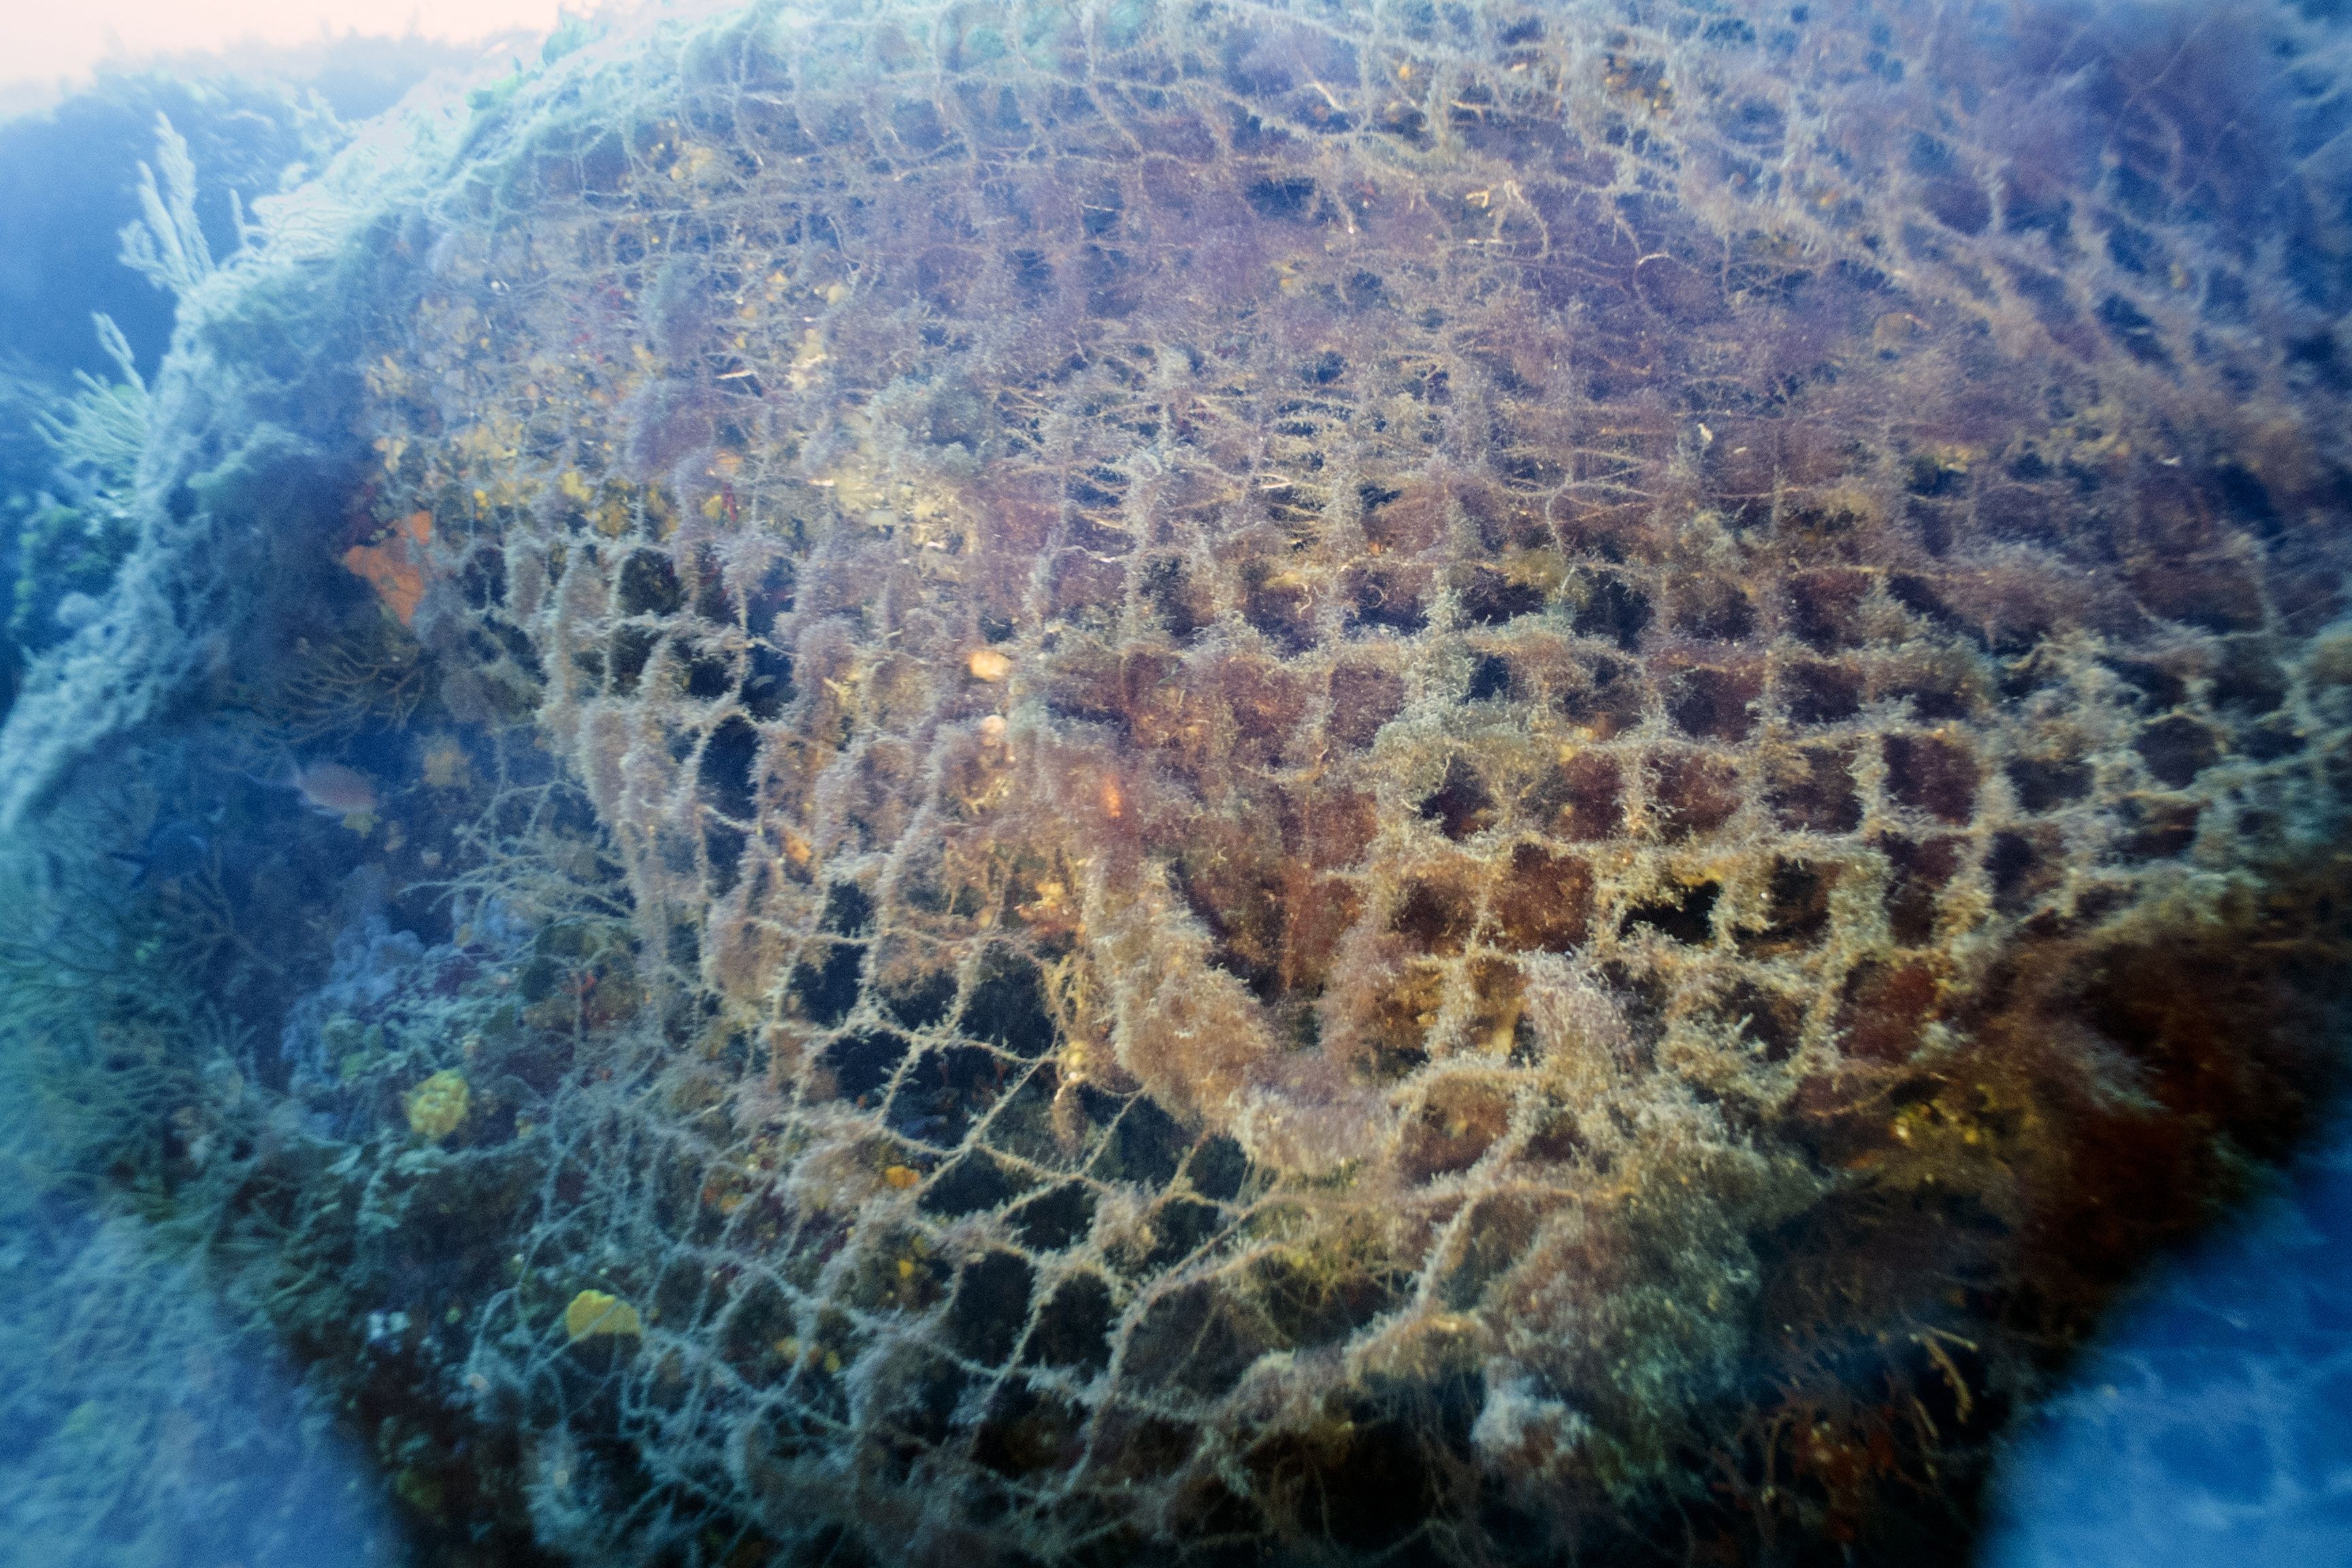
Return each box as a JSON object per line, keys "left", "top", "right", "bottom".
{"left": 12, "top": 0, "right": 2352, "bottom": 1562}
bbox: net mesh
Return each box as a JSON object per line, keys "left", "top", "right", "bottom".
{"left": 305, "top": 0, "right": 2352, "bottom": 1557}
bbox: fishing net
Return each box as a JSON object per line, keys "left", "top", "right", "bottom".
{"left": 13, "top": 0, "right": 2352, "bottom": 1561}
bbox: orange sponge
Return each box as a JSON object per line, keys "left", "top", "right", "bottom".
{"left": 340, "top": 510, "right": 432, "bottom": 625}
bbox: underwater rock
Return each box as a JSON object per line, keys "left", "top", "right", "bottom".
{"left": 5, "top": 0, "right": 2352, "bottom": 1563}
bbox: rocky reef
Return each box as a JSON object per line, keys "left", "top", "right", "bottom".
{"left": 5, "top": 0, "right": 2352, "bottom": 1563}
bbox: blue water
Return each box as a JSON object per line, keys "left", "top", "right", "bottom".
{"left": 1987, "top": 1128, "right": 2352, "bottom": 1567}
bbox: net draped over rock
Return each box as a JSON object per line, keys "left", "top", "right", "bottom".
{"left": 26, "top": 0, "right": 2352, "bottom": 1562}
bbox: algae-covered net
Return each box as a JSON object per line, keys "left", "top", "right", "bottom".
{"left": 6, "top": 0, "right": 2352, "bottom": 1562}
